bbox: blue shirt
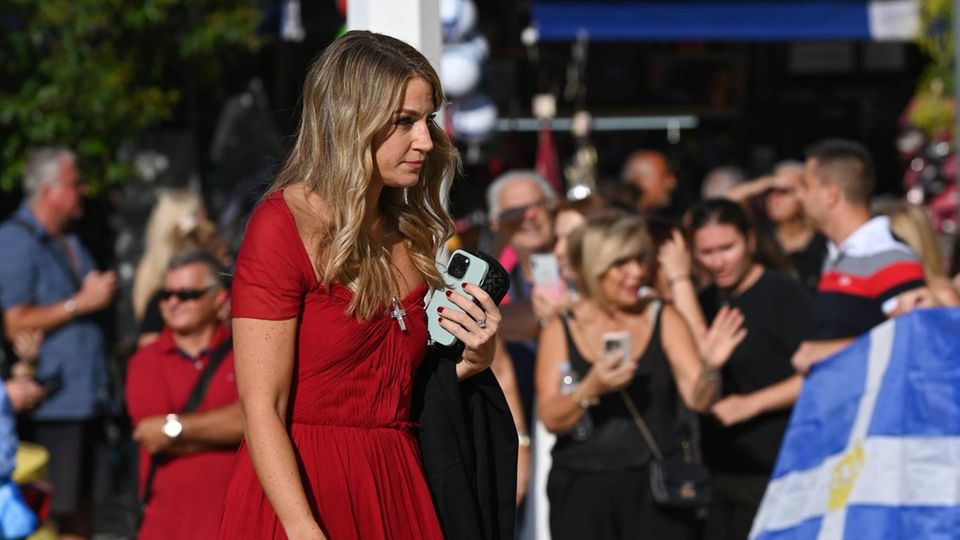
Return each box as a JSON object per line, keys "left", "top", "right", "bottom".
{"left": 0, "top": 204, "right": 108, "bottom": 420}
{"left": 0, "top": 384, "right": 15, "bottom": 479}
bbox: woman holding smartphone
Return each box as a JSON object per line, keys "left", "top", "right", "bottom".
{"left": 218, "top": 31, "right": 502, "bottom": 540}
{"left": 660, "top": 198, "right": 813, "bottom": 540}
{"left": 535, "top": 212, "right": 746, "bottom": 540}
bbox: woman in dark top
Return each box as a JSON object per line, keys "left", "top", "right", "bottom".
{"left": 660, "top": 199, "right": 813, "bottom": 540}
{"left": 536, "top": 212, "right": 746, "bottom": 540}
{"left": 763, "top": 162, "right": 827, "bottom": 294}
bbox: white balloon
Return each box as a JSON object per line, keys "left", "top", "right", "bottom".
{"left": 440, "top": 0, "right": 463, "bottom": 26}
{"left": 460, "top": 33, "right": 489, "bottom": 62}
{"left": 450, "top": 94, "right": 498, "bottom": 142}
{"left": 442, "top": 0, "right": 476, "bottom": 43}
{"left": 441, "top": 47, "right": 480, "bottom": 98}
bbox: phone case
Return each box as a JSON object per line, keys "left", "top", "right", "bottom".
{"left": 427, "top": 250, "right": 490, "bottom": 347}
{"left": 602, "top": 331, "right": 631, "bottom": 365}
{"left": 530, "top": 253, "right": 562, "bottom": 290}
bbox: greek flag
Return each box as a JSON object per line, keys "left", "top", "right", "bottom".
{"left": 750, "top": 308, "right": 960, "bottom": 540}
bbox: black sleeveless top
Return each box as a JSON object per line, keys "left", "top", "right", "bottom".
{"left": 551, "top": 303, "right": 688, "bottom": 472}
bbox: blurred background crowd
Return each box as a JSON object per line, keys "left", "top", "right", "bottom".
{"left": 1, "top": 1, "right": 960, "bottom": 539}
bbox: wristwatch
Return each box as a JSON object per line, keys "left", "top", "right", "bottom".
{"left": 518, "top": 432, "right": 532, "bottom": 449}
{"left": 162, "top": 413, "right": 183, "bottom": 439}
{"left": 63, "top": 298, "right": 77, "bottom": 314}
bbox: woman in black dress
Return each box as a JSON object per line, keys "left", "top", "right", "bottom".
{"left": 536, "top": 212, "right": 746, "bottom": 539}
{"left": 660, "top": 199, "right": 814, "bottom": 540}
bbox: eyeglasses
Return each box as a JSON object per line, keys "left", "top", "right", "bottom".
{"left": 498, "top": 199, "right": 551, "bottom": 223}
{"left": 158, "top": 286, "right": 216, "bottom": 302}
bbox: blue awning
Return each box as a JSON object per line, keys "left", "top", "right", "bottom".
{"left": 532, "top": 0, "right": 919, "bottom": 42}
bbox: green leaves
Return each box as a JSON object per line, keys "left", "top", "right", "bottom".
{"left": 0, "top": 0, "right": 262, "bottom": 194}
{"left": 910, "top": 0, "right": 955, "bottom": 138}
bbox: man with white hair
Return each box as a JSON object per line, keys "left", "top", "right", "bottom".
{"left": 486, "top": 170, "right": 558, "bottom": 340}
{"left": 485, "top": 170, "right": 557, "bottom": 508}
{"left": 0, "top": 147, "right": 117, "bottom": 540}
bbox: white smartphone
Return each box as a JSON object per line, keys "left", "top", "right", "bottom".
{"left": 602, "top": 331, "right": 631, "bottom": 367}
{"left": 530, "top": 253, "right": 562, "bottom": 291}
{"left": 426, "top": 250, "right": 490, "bottom": 347}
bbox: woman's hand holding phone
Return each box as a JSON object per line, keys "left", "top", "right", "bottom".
{"left": 439, "top": 282, "right": 502, "bottom": 380}
{"left": 581, "top": 349, "right": 637, "bottom": 397}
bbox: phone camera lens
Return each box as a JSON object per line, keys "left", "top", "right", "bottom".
{"left": 448, "top": 254, "right": 470, "bottom": 279}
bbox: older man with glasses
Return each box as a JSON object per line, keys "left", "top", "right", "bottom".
{"left": 125, "top": 249, "right": 241, "bottom": 540}
{"left": 0, "top": 147, "right": 117, "bottom": 540}
{"left": 484, "top": 171, "right": 561, "bottom": 508}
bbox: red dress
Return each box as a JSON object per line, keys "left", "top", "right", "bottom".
{"left": 218, "top": 191, "right": 444, "bottom": 539}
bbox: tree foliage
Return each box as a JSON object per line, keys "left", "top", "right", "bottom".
{"left": 912, "top": 0, "right": 955, "bottom": 137}
{"left": 0, "top": 0, "right": 262, "bottom": 193}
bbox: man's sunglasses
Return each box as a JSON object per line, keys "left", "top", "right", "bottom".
{"left": 158, "top": 286, "right": 216, "bottom": 302}
{"left": 498, "top": 199, "right": 552, "bottom": 223}
{"left": 768, "top": 186, "right": 795, "bottom": 196}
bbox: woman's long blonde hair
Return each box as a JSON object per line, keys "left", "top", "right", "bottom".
{"left": 267, "top": 30, "right": 459, "bottom": 319}
{"left": 874, "top": 200, "right": 947, "bottom": 279}
{"left": 133, "top": 189, "right": 229, "bottom": 319}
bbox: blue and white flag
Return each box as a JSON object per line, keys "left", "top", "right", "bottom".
{"left": 750, "top": 308, "right": 960, "bottom": 540}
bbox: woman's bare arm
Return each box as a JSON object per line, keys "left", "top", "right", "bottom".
{"left": 535, "top": 317, "right": 636, "bottom": 433}
{"left": 661, "top": 304, "right": 745, "bottom": 412}
{"left": 233, "top": 317, "right": 326, "bottom": 540}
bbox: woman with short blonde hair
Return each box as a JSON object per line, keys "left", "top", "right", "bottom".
{"left": 537, "top": 213, "right": 745, "bottom": 539}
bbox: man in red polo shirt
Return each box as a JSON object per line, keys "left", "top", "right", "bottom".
{"left": 125, "top": 250, "right": 242, "bottom": 540}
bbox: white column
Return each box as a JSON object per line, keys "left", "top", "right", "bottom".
{"left": 347, "top": 0, "right": 442, "bottom": 68}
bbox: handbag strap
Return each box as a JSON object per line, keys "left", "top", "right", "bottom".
{"left": 619, "top": 299, "right": 665, "bottom": 461}
{"left": 619, "top": 389, "right": 664, "bottom": 461}
{"left": 140, "top": 336, "right": 233, "bottom": 512}
{"left": 179, "top": 337, "right": 233, "bottom": 413}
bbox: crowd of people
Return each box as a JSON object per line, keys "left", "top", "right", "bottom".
{"left": 0, "top": 29, "right": 959, "bottom": 540}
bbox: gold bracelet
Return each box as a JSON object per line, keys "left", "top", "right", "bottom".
{"left": 700, "top": 364, "right": 720, "bottom": 381}
{"left": 571, "top": 389, "right": 599, "bottom": 409}
{"left": 668, "top": 274, "right": 691, "bottom": 285}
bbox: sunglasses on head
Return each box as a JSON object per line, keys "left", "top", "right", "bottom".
{"left": 610, "top": 254, "right": 646, "bottom": 268}
{"left": 498, "top": 199, "right": 551, "bottom": 223}
{"left": 158, "top": 286, "right": 216, "bottom": 302}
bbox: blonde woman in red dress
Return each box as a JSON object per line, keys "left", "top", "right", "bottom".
{"left": 218, "top": 31, "right": 502, "bottom": 540}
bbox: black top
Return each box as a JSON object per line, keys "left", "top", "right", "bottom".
{"left": 760, "top": 226, "right": 828, "bottom": 296}
{"left": 698, "top": 269, "right": 813, "bottom": 474}
{"left": 786, "top": 232, "right": 828, "bottom": 296}
{"left": 552, "top": 304, "right": 687, "bottom": 472}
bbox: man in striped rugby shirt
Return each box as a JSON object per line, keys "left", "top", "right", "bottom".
{"left": 791, "top": 139, "right": 925, "bottom": 374}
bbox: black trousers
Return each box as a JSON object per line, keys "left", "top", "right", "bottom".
{"left": 703, "top": 472, "right": 770, "bottom": 540}
{"left": 20, "top": 418, "right": 110, "bottom": 516}
{"left": 548, "top": 465, "right": 701, "bottom": 540}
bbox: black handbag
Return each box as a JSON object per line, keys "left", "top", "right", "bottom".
{"left": 620, "top": 390, "right": 711, "bottom": 508}
{"left": 618, "top": 299, "right": 711, "bottom": 509}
